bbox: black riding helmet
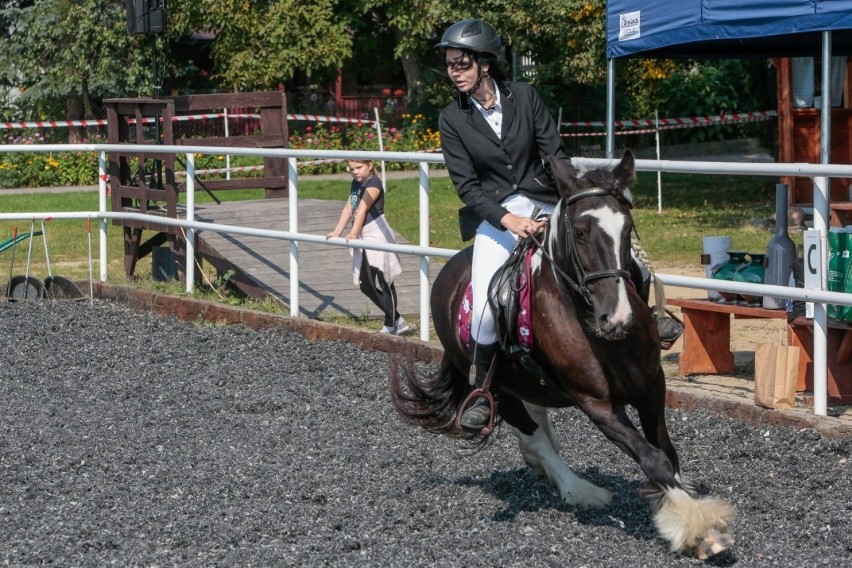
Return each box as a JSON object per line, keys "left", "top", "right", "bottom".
{"left": 434, "top": 19, "right": 502, "bottom": 59}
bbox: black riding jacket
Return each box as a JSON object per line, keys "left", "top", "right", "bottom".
{"left": 438, "top": 80, "right": 568, "bottom": 231}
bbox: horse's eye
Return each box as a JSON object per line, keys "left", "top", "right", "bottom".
{"left": 574, "top": 229, "right": 585, "bottom": 242}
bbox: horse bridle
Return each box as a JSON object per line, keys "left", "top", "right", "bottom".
{"left": 534, "top": 186, "right": 635, "bottom": 306}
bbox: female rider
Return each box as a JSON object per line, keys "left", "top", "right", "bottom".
{"left": 436, "top": 19, "right": 682, "bottom": 433}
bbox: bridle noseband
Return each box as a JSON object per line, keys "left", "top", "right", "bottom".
{"left": 535, "top": 186, "right": 635, "bottom": 306}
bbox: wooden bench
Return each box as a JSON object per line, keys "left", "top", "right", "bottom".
{"left": 668, "top": 298, "right": 852, "bottom": 405}
{"left": 666, "top": 298, "right": 787, "bottom": 377}
{"left": 787, "top": 316, "right": 852, "bottom": 405}
{"left": 791, "top": 201, "right": 852, "bottom": 227}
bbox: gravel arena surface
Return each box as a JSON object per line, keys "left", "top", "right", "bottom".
{"left": 0, "top": 301, "right": 850, "bottom": 567}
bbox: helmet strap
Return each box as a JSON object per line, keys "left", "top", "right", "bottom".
{"left": 467, "top": 65, "right": 490, "bottom": 97}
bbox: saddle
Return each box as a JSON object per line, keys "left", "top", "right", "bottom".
{"left": 487, "top": 236, "right": 536, "bottom": 358}
{"left": 457, "top": 234, "right": 553, "bottom": 386}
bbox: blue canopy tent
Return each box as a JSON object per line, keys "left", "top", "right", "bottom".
{"left": 604, "top": 1, "right": 852, "bottom": 155}
{"left": 606, "top": 0, "right": 852, "bottom": 60}
{"left": 604, "top": 1, "right": 852, "bottom": 415}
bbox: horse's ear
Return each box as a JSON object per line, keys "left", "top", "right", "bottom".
{"left": 546, "top": 155, "right": 580, "bottom": 198}
{"left": 612, "top": 150, "right": 637, "bottom": 189}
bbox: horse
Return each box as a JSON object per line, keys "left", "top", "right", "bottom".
{"left": 390, "top": 150, "right": 735, "bottom": 559}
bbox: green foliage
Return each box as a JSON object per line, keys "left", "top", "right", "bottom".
{"left": 620, "top": 59, "right": 774, "bottom": 144}
{"left": 0, "top": 132, "right": 105, "bottom": 188}
{"left": 0, "top": 117, "right": 440, "bottom": 188}
{"left": 0, "top": 0, "right": 776, "bottom": 154}
{"left": 491, "top": 0, "right": 608, "bottom": 87}
{"left": 193, "top": 0, "right": 352, "bottom": 90}
{"left": 0, "top": 1, "right": 154, "bottom": 103}
{"left": 286, "top": 114, "right": 441, "bottom": 174}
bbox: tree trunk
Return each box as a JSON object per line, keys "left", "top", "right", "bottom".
{"left": 399, "top": 50, "right": 424, "bottom": 111}
{"left": 66, "top": 91, "right": 82, "bottom": 143}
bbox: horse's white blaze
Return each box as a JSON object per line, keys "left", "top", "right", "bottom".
{"left": 654, "top": 487, "right": 736, "bottom": 552}
{"left": 507, "top": 403, "right": 613, "bottom": 508}
{"left": 581, "top": 206, "right": 631, "bottom": 325}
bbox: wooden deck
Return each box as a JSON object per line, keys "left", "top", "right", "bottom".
{"left": 193, "top": 198, "right": 443, "bottom": 318}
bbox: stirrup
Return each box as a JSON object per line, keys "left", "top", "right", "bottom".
{"left": 455, "top": 389, "right": 496, "bottom": 436}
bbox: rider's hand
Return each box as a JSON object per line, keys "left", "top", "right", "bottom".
{"left": 501, "top": 212, "right": 546, "bottom": 238}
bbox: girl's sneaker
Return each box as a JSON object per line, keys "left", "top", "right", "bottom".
{"left": 379, "top": 325, "right": 396, "bottom": 334}
{"left": 394, "top": 317, "right": 410, "bottom": 334}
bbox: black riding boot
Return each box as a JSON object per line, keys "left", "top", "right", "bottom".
{"left": 460, "top": 341, "right": 499, "bottom": 431}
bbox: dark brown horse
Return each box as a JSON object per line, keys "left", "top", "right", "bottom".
{"left": 390, "top": 151, "right": 735, "bottom": 559}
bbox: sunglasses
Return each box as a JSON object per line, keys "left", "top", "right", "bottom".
{"left": 446, "top": 54, "right": 474, "bottom": 72}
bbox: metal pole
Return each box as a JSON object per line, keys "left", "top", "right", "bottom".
{"left": 288, "top": 157, "right": 300, "bottom": 317}
{"left": 606, "top": 58, "right": 616, "bottom": 159}
{"left": 185, "top": 152, "right": 196, "bottom": 294}
{"left": 374, "top": 108, "right": 386, "bottom": 191}
{"left": 418, "top": 161, "right": 431, "bottom": 341}
{"left": 655, "top": 109, "right": 662, "bottom": 214}
{"left": 97, "top": 151, "right": 108, "bottom": 282}
{"left": 812, "top": 31, "right": 834, "bottom": 416}
{"left": 223, "top": 107, "right": 231, "bottom": 180}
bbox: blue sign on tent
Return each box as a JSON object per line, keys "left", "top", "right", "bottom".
{"left": 606, "top": 0, "right": 852, "bottom": 59}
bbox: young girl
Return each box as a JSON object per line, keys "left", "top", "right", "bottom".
{"left": 327, "top": 159, "right": 408, "bottom": 335}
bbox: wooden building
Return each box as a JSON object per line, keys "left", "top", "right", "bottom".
{"left": 776, "top": 57, "right": 852, "bottom": 215}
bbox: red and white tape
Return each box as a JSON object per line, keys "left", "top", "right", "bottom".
{"left": 560, "top": 110, "right": 777, "bottom": 130}
{"left": 0, "top": 112, "right": 378, "bottom": 131}
{"left": 0, "top": 119, "right": 109, "bottom": 129}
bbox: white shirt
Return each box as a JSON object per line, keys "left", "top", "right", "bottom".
{"left": 470, "top": 78, "right": 503, "bottom": 139}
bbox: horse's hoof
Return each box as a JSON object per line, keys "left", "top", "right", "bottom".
{"left": 693, "top": 528, "right": 735, "bottom": 560}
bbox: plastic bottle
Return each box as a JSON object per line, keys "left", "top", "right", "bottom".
{"left": 763, "top": 184, "right": 797, "bottom": 309}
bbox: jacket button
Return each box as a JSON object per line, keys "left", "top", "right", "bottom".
{"left": 512, "top": 184, "right": 518, "bottom": 190}
{"left": 507, "top": 164, "right": 513, "bottom": 170}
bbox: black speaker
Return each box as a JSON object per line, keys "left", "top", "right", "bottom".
{"left": 125, "top": 0, "right": 166, "bottom": 35}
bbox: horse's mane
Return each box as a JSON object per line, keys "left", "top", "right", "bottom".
{"left": 577, "top": 167, "right": 615, "bottom": 186}
{"left": 569, "top": 160, "right": 637, "bottom": 206}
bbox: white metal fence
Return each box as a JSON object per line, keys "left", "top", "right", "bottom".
{"left": 1, "top": 143, "right": 852, "bottom": 416}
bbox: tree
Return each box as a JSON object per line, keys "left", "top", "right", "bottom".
{"left": 357, "top": 0, "right": 455, "bottom": 111}
{"left": 0, "top": 0, "right": 355, "bottom": 125}
{"left": 186, "top": 0, "right": 352, "bottom": 91}
{"left": 0, "top": 0, "right": 155, "bottom": 137}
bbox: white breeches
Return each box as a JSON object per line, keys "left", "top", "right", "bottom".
{"left": 470, "top": 194, "right": 555, "bottom": 345}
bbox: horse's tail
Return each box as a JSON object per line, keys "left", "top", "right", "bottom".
{"left": 389, "top": 353, "right": 468, "bottom": 437}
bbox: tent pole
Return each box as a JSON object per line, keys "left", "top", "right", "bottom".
{"left": 606, "top": 58, "right": 615, "bottom": 159}
{"left": 812, "top": 31, "right": 833, "bottom": 417}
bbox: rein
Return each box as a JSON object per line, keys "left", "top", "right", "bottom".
{"left": 534, "top": 186, "right": 634, "bottom": 306}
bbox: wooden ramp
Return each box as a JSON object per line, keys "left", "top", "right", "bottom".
{"left": 194, "top": 198, "right": 441, "bottom": 318}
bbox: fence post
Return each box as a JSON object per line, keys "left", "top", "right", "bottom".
{"left": 418, "top": 161, "right": 431, "bottom": 341}
{"left": 289, "top": 157, "right": 300, "bottom": 317}
{"left": 374, "top": 107, "right": 386, "bottom": 190}
{"left": 97, "top": 151, "right": 108, "bottom": 282}
{"left": 223, "top": 107, "right": 231, "bottom": 180}
{"left": 655, "top": 109, "right": 662, "bottom": 214}
{"left": 185, "top": 152, "right": 196, "bottom": 294}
